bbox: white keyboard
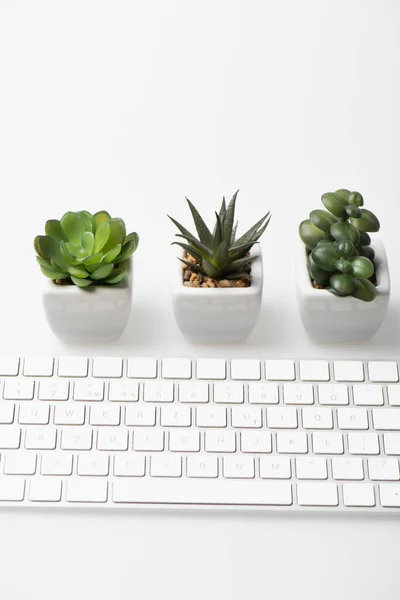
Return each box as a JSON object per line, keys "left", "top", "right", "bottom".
{"left": 0, "top": 355, "right": 400, "bottom": 512}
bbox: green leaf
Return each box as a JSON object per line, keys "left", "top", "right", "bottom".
{"left": 60, "top": 212, "right": 85, "bottom": 244}
{"left": 83, "top": 252, "right": 104, "bottom": 266}
{"left": 213, "top": 212, "right": 223, "bottom": 250}
{"left": 93, "top": 221, "right": 110, "bottom": 253}
{"left": 101, "top": 219, "right": 125, "bottom": 254}
{"left": 225, "top": 272, "right": 251, "bottom": 281}
{"left": 232, "top": 212, "right": 271, "bottom": 249}
{"left": 224, "top": 190, "right": 238, "bottom": 244}
{"left": 178, "top": 258, "right": 206, "bottom": 275}
{"left": 101, "top": 244, "right": 122, "bottom": 263}
{"left": 115, "top": 236, "right": 139, "bottom": 262}
{"left": 85, "top": 262, "right": 103, "bottom": 274}
{"left": 81, "top": 231, "right": 95, "bottom": 254}
{"left": 350, "top": 256, "right": 374, "bottom": 279}
{"left": 348, "top": 191, "right": 364, "bottom": 207}
{"left": 36, "top": 256, "right": 52, "bottom": 269}
{"left": 65, "top": 241, "right": 90, "bottom": 260}
{"left": 110, "top": 217, "right": 126, "bottom": 240}
{"left": 172, "top": 242, "right": 203, "bottom": 264}
{"left": 311, "top": 242, "right": 339, "bottom": 271}
{"left": 90, "top": 263, "right": 115, "bottom": 280}
{"left": 222, "top": 256, "right": 252, "bottom": 274}
{"left": 328, "top": 273, "right": 357, "bottom": 296}
{"left": 67, "top": 264, "right": 90, "bottom": 279}
{"left": 93, "top": 211, "right": 112, "bottom": 232}
{"left": 351, "top": 278, "right": 377, "bottom": 302}
{"left": 104, "top": 268, "right": 127, "bottom": 285}
{"left": 345, "top": 205, "right": 362, "bottom": 218}
{"left": 124, "top": 231, "right": 138, "bottom": 245}
{"left": 321, "top": 193, "right": 348, "bottom": 219}
{"left": 174, "top": 234, "right": 211, "bottom": 259}
{"left": 70, "top": 276, "right": 94, "bottom": 288}
{"left": 77, "top": 211, "right": 94, "bottom": 232}
{"left": 359, "top": 232, "right": 371, "bottom": 246}
{"left": 45, "top": 220, "right": 66, "bottom": 242}
{"left": 335, "top": 241, "right": 355, "bottom": 258}
{"left": 60, "top": 240, "right": 79, "bottom": 265}
{"left": 335, "top": 189, "right": 351, "bottom": 201}
{"left": 231, "top": 221, "right": 238, "bottom": 244}
{"left": 335, "top": 259, "right": 352, "bottom": 274}
{"left": 34, "top": 235, "right": 59, "bottom": 260}
{"left": 219, "top": 197, "right": 227, "bottom": 222}
{"left": 307, "top": 255, "right": 331, "bottom": 286}
{"left": 185, "top": 198, "right": 213, "bottom": 246}
{"left": 330, "top": 222, "right": 360, "bottom": 246}
{"left": 168, "top": 215, "right": 197, "bottom": 242}
{"left": 309, "top": 210, "right": 337, "bottom": 232}
{"left": 211, "top": 239, "right": 229, "bottom": 267}
{"left": 358, "top": 246, "right": 375, "bottom": 261}
{"left": 299, "top": 220, "right": 330, "bottom": 251}
{"left": 349, "top": 209, "right": 380, "bottom": 233}
{"left": 40, "top": 266, "right": 70, "bottom": 280}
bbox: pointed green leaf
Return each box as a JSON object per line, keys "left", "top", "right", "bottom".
{"left": 211, "top": 239, "right": 229, "bottom": 267}
{"left": 67, "top": 264, "right": 90, "bottom": 279}
{"left": 70, "top": 276, "right": 94, "bottom": 288}
{"left": 40, "top": 266, "right": 70, "bottom": 280}
{"left": 104, "top": 268, "right": 127, "bottom": 285}
{"left": 172, "top": 242, "right": 202, "bottom": 263}
{"left": 60, "top": 212, "right": 85, "bottom": 244}
{"left": 232, "top": 212, "right": 270, "bottom": 248}
{"left": 174, "top": 234, "right": 211, "bottom": 259}
{"left": 45, "top": 220, "right": 66, "bottom": 242}
{"left": 90, "top": 263, "right": 114, "bottom": 280}
{"left": 185, "top": 198, "right": 213, "bottom": 246}
{"left": 178, "top": 258, "right": 206, "bottom": 275}
{"left": 222, "top": 256, "right": 253, "bottom": 274}
{"left": 93, "top": 221, "right": 110, "bottom": 253}
{"left": 213, "top": 212, "right": 223, "bottom": 251}
{"left": 81, "top": 231, "right": 95, "bottom": 254}
{"left": 231, "top": 221, "right": 238, "bottom": 244}
{"left": 101, "top": 244, "right": 121, "bottom": 263}
{"left": 224, "top": 190, "right": 238, "bottom": 244}
{"left": 225, "top": 271, "right": 251, "bottom": 281}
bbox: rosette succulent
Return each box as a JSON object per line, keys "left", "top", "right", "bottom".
{"left": 34, "top": 210, "right": 139, "bottom": 287}
{"left": 299, "top": 189, "right": 380, "bottom": 302}
{"left": 168, "top": 191, "right": 270, "bottom": 281}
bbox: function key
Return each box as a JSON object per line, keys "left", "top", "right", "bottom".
{"left": 299, "top": 360, "right": 330, "bottom": 382}
{"left": 93, "top": 357, "right": 123, "bottom": 378}
{"left": 23, "top": 357, "right": 54, "bottom": 377}
{"left": 265, "top": 360, "right": 295, "bottom": 381}
{"left": 230, "top": 359, "right": 260, "bottom": 381}
{"left": 0, "top": 357, "right": 19, "bottom": 376}
{"left": 162, "top": 358, "right": 191, "bottom": 379}
{"left": 58, "top": 357, "right": 88, "bottom": 378}
{"left": 127, "top": 358, "right": 157, "bottom": 379}
{"left": 334, "top": 361, "right": 364, "bottom": 382}
{"left": 368, "top": 361, "right": 399, "bottom": 383}
{"left": 196, "top": 359, "right": 226, "bottom": 380}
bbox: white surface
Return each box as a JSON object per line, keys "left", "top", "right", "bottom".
{"left": 0, "top": 0, "right": 400, "bottom": 598}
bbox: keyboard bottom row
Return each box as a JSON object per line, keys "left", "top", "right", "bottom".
{"left": 1, "top": 477, "right": 400, "bottom": 510}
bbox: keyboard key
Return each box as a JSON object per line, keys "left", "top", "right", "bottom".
{"left": 283, "top": 384, "right": 314, "bottom": 405}
{"left": 127, "top": 358, "right": 157, "bottom": 379}
{"left": 296, "top": 457, "right": 327, "bottom": 480}
{"left": 337, "top": 408, "right": 368, "bottom": 430}
{"left": 133, "top": 429, "right": 164, "bottom": 451}
{"left": 318, "top": 384, "right": 349, "bottom": 405}
{"left": 58, "top": 357, "right": 88, "bottom": 377}
{"left": 223, "top": 456, "right": 254, "bottom": 478}
{"left": 3, "top": 380, "right": 34, "bottom": 400}
{"left": 260, "top": 456, "right": 291, "bottom": 479}
{"left": 384, "top": 433, "right": 400, "bottom": 455}
{"left": 0, "top": 356, "right": 19, "bottom": 376}
{"left": 230, "top": 359, "right": 260, "bottom": 381}
{"left": 97, "top": 428, "right": 128, "bottom": 451}
{"left": 299, "top": 361, "right": 330, "bottom": 382}
{"left": 25, "top": 425, "right": 56, "bottom": 449}
{"left": 112, "top": 479, "right": 292, "bottom": 506}
{"left": 54, "top": 404, "right": 85, "bottom": 425}
{"left": 150, "top": 455, "right": 182, "bottom": 477}
{"left": 78, "top": 453, "right": 109, "bottom": 476}
{"left": 29, "top": 479, "right": 62, "bottom": 502}
{"left": 41, "top": 453, "right": 73, "bottom": 475}
{"left": 334, "top": 361, "right": 364, "bottom": 382}
{"left": 265, "top": 360, "right": 295, "bottom": 381}
{"left": 372, "top": 409, "right": 400, "bottom": 430}
{"left": 125, "top": 405, "right": 156, "bottom": 427}
{"left": 186, "top": 455, "right": 218, "bottom": 478}
{"left": 368, "top": 361, "right": 398, "bottom": 383}
{"left": 161, "top": 406, "right": 191, "bottom": 427}
{"left": 348, "top": 433, "right": 379, "bottom": 455}
{"left": 277, "top": 431, "right": 308, "bottom": 454}
{"left": 0, "top": 478, "right": 25, "bottom": 501}
{"left": 196, "top": 407, "right": 227, "bottom": 427}
{"left": 74, "top": 381, "right": 104, "bottom": 402}
{"left": 114, "top": 454, "right": 145, "bottom": 477}
{"left": 90, "top": 405, "right": 121, "bottom": 426}
{"left": 343, "top": 483, "right": 375, "bottom": 507}
{"left": 332, "top": 457, "right": 364, "bottom": 480}
{"left": 379, "top": 484, "right": 400, "bottom": 507}
{"left": 0, "top": 403, "right": 15, "bottom": 424}
{"left": 0, "top": 426, "right": 21, "bottom": 449}
{"left": 23, "top": 357, "right": 54, "bottom": 377}
{"left": 388, "top": 386, "right": 400, "bottom": 406}
{"left": 61, "top": 428, "right": 92, "bottom": 450}
{"left": 196, "top": 359, "right": 226, "bottom": 380}
{"left": 169, "top": 430, "right": 200, "bottom": 452}
{"left": 92, "top": 357, "right": 123, "bottom": 378}
{"left": 231, "top": 407, "right": 262, "bottom": 428}
{"left": 205, "top": 431, "right": 236, "bottom": 453}
{"left": 109, "top": 381, "right": 139, "bottom": 402}
{"left": 66, "top": 479, "right": 108, "bottom": 503}
{"left": 143, "top": 382, "right": 174, "bottom": 403}
{"left": 302, "top": 408, "right": 333, "bottom": 430}
{"left": 161, "top": 358, "right": 191, "bottom": 379}
{"left": 178, "top": 382, "right": 209, "bottom": 403}
{"left": 313, "top": 432, "right": 343, "bottom": 455}
{"left": 39, "top": 380, "right": 69, "bottom": 401}
{"left": 240, "top": 432, "right": 272, "bottom": 454}
{"left": 353, "top": 385, "right": 383, "bottom": 406}
{"left": 368, "top": 458, "right": 400, "bottom": 481}
{"left": 267, "top": 407, "right": 297, "bottom": 429}
{"left": 213, "top": 383, "right": 243, "bottom": 404}
{"left": 4, "top": 452, "right": 36, "bottom": 475}
{"left": 248, "top": 383, "right": 279, "bottom": 404}
{"left": 297, "top": 483, "right": 338, "bottom": 506}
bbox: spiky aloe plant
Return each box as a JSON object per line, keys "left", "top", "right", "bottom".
{"left": 168, "top": 191, "right": 270, "bottom": 281}
{"left": 34, "top": 210, "right": 139, "bottom": 287}
{"left": 299, "top": 189, "right": 380, "bottom": 302}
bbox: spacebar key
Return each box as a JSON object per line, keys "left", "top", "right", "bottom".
{"left": 113, "top": 479, "right": 292, "bottom": 506}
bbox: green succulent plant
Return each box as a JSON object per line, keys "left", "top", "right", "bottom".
{"left": 299, "top": 189, "right": 380, "bottom": 302}
{"left": 168, "top": 191, "right": 271, "bottom": 280}
{"left": 34, "top": 210, "right": 139, "bottom": 287}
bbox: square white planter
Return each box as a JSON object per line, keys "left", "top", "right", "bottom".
{"left": 172, "top": 247, "right": 263, "bottom": 343}
{"left": 42, "top": 259, "right": 133, "bottom": 343}
{"left": 296, "top": 240, "right": 390, "bottom": 343}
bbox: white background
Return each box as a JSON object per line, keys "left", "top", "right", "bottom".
{"left": 0, "top": 1, "right": 400, "bottom": 598}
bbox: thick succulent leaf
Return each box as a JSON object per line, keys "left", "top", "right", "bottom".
{"left": 111, "top": 218, "right": 126, "bottom": 240}
{"left": 225, "top": 271, "right": 251, "bottom": 281}
{"left": 213, "top": 212, "right": 223, "bottom": 251}
{"left": 351, "top": 278, "right": 377, "bottom": 302}
{"left": 104, "top": 268, "right": 127, "bottom": 285}
{"left": 124, "top": 231, "right": 139, "bottom": 245}
{"left": 335, "top": 241, "right": 355, "bottom": 258}
{"left": 211, "top": 239, "right": 229, "bottom": 268}
{"left": 185, "top": 198, "right": 213, "bottom": 246}
{"left": 101, "top": 244, "right": 121, "bottom": 263}
{"left": 358, "top": 246, "right": 375, "bottom": 261}
{"left": 348, "top": 191, "right": 364, "bottom": 207}
{"left": 90, "top": 263, "right": 114, "bottom": 280}
{"left": 249, "top": 214, "right": 271, "bottom": 243}
{"left": 60, "top": 212, "right": 85, "bottom": 245}
{"left": 101, "top": 219, "right": 126, "bottom": 254}
{"left": 219, "top": 197, "right": 227, "bottom": 222}
{"left": 93, "top": 211, "right": 112, "bottom": 232}
{"left": 178, "top": 258, "right": 206, "bottom": 275}
{"left": 330, "top": 222, "right": 360, "bottom": 246}
{"left": 321, "top": 192, "right": 348, "bottom": 218}
{"left": 83, "top": 252, "right": 104, "bottom": 266}
{"left": 335, "top": 259, "right": 353, "bottom": 274}
{"left": 172, "top": 242, "right": 203, "bottom": 264}
{"left": 85, "top": 262, "right": 103, "bottom": 274}
{"left": 350, "top": 256, "right": 374, "bottom": 279}
{"left": 349, "top": 209, "right": 380, "bottom": 233}
{"left": 40, "top": 266, "right": 70, "bottom": 280}
{"left": 77, "top": 211, "right": 94, "bottom": 232}
{"left": 81, "top": 231, "right": 95, "bottom": 254}
{"left": 299, "top": 220, "right": 329, "bottom": 250}
{"left": 60, "top": 240, "right": 79, "bottom": 265}
{"left": 70, "top": 276, "right": 93, "bottom": 288}
{"left": 231, "top": 221, "right": 238, "bottom": 244}
{"left": 36, "top": 256, "right": 53, "bottom": 269}
{"left": 309, "top": 209, "right": 337, "bottom": 232}
{"left": 115, "top": 236, "right": 139, "bottom": 262}
{"left": 307, "top": 255, "right": 331, "bottom": 286}
{"left": 327, "top": 273, "right": 357, "bottom": 296}
{"left": 311, "top": 242, "right": 340, "bottom": 271}
{"left": 34, "top": 235, "right": 59, "bottom": 260}
{"left": 232, "top": 212, "right": 270, "bottom": 249}
{"left": 222, "top": 256, "right": 253, "bottom": 274}
{"left": 228, "top": 242, "right": 254, "bottom": 262}
{"left": 45, "top": 220, "right": 66, "bottom": 242}
{"left": 93, "top": 221, "right": 110, "bottom": 253}
{"left": 335, "top": 189, "right": 351, "bottom": 201}
{"left": 345, "top": 205, "right": 362, "bottom": 219}
{"left": 50, "top": 256, "right": 69, "bottom": 272}
{"left": 67, "top": 264, "right": 90, "bottom": 279}
{"left": 224, "top": 190, "right": 238, "bottom": 244}
{"left": 65, "top": 241, "right": 90, "bottom": 260}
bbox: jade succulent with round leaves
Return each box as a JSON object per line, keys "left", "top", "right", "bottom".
{"left": 34, "top": 210, "right": 139, "bottom": 287}
{"left": 299, "top": 190, "right": 380, "bottom": 302}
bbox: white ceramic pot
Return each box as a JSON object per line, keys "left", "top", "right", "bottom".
{"left": 172, "top": 247, "right": 263, "bottom": 343}
{"left": 42, "top": 259, "right": 133, "bottom": 343}
{"left": 296, "top": 239, "right": 390, "bottom": 343}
